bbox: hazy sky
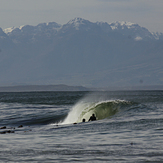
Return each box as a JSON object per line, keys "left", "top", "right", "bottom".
{"left": 0, "top": 0, "right": 163, "bottom": 32}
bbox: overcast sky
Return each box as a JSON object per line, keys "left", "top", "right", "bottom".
{"left": 0, "top": 0, "right": 163, "bottom": 32}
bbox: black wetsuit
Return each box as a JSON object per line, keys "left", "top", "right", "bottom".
{"left": 89, "top": 115, "right": 96, "bottom": 121}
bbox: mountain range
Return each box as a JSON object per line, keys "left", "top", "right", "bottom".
{"left": 0, "top": 17, "right": 163, "bottom": 89}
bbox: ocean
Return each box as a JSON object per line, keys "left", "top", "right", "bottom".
{"left": 0, "top": 91, "right": 163, "bottom": 162}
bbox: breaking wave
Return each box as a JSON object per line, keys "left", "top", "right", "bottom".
{"left": 61, "top": 99, "right": 132, "bottom": 124}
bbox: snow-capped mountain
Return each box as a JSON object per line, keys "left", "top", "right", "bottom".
{"left": 4, "top": 22, "right": 61, "bottom": 35}
{"left": 67, "top": 17, "right": 86, "bottom": 30}
{"left": 109, "top": 21, "right": 155, "bottom": 40}
{"left": 3, "top": 22, "right": 61, "bottom": 43}
{"left": 0, "top": 18, "right": 163, "bottom": 88}
{"left": 3, "top": 18, "right": 162, "bottom": 42}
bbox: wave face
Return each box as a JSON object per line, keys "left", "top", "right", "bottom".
{"left": 61, "top": 98, "right": 132, "bottom": 124}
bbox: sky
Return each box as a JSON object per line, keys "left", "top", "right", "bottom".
{"left": 0, "top": 0, "right": 163, "bottom": 33}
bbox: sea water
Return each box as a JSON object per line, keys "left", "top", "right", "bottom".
{"left": 0, "top": 91, "right": 163, "bottom": 162}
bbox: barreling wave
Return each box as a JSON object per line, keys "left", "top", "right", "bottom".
{"left": 61, "top": 99, "right": 132, "bottom": 124}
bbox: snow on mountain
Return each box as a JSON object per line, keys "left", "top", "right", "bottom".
{"left": 152, "top": 32, "right": 163, "bottom": 40}
{"left": 35, "top": 22, "right": 61, "bottom": 31}
{"left": 3, "top": 22, "right": 62, "bottom": 43}
{"left": 60, "top": 17, "right": 95, "bottom": 34}
{"left": 3, "top": 27, "right": 16, "bottom": 34}
{"left": 108, "top": 21, "right": 156, "bottom": 40}
{"left": 95, "top": 19, "right": 161, "bottom": 41}
{"left": 60, "top": 18, "right": 156, "bottom": 41}
{"left": 135, "top": 36, "right": 143, "bottom": 41}
{"left": 3, "top": 18, "right": 162, "bottom": 41}
{"left": 67, "top": 17, "right": 85, "bottom": 30}
{"left": 3, "top": 26, "right": 25, "bottom": 34}
{"left": 109, "top": 21, "right": 135, "bottom": 30}
{"left": 4, "top": 22, "right": 61, "bottom": 35}
{"left": 68, "top": 18, "right": 136, "bottom": 31}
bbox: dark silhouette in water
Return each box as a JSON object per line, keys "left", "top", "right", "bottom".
{"left": 82, "top": 119, "right": 86, "bottom": 122}
{"left": 89, "top": 114, "right": 96, "bottom": 121}
{"left": 0, "top": 125, "right": 29, "bottom": 134}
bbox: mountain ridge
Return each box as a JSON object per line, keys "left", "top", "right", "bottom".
{"left": 0, "top": 18, "right": 163, "bottom": 88}
{"left": 2, "top": 18, "right": 163, "bottom": 40}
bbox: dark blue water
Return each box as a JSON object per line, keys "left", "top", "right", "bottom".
{"left": 0, "top": 91, "right": 163, "bottom": 162}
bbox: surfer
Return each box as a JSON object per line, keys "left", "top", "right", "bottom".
{"left": 82, "top": 119, "right": 86, "bottom": 122}
{"left": 88, "top": 114, "right": 96, "bottom": 121}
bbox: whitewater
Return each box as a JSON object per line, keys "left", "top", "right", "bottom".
{"left": 0, "top": 91, "right": 163, "bottom": 162}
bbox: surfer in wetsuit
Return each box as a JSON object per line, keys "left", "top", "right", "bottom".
{"left": 88, "top": 114, "right": 96, "bottom": 121}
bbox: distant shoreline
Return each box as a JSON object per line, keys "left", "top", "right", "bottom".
{"left": 0, "top": 84, "right": 163, "bottom": 92}
{"left": 0, "top": 84, "right": 89, "bottom": 92}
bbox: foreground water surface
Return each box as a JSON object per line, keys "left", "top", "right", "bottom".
{"left": 0, "top": 91, "right": 163, "bottom": 162}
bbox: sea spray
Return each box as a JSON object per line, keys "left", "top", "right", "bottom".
{"left": 61, "top": 100, "right": 93, "bottom": 124}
